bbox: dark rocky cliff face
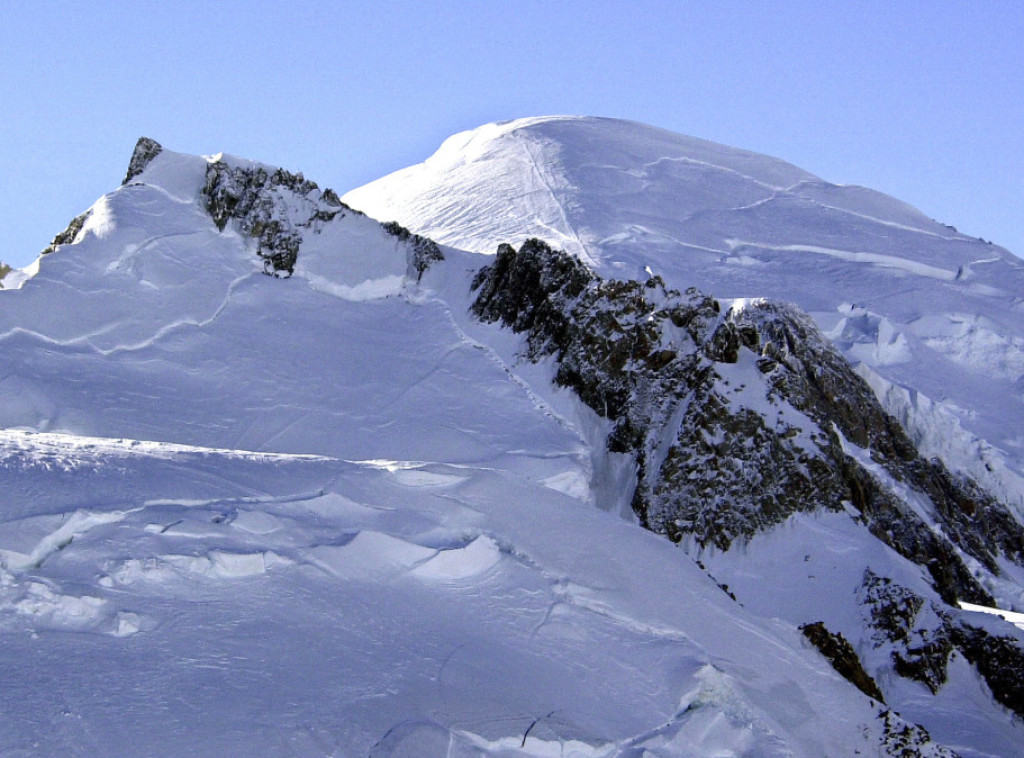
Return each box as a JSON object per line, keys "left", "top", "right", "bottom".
{"left": 861, "top": 571, "right": 1024, "bottom": 719}
{"left": 123, "top": 137, "right": 164, "bottom": 184}
{"left": 200, "top": 162, "right": 443, "bottom": 280}
{"left": 471, "top": 239, "right": 1024, "bottom": 607}
{"left": 471, "top": 238, "right": 1024, "bottom": 732}
{"left": 380, "top": 221, "right": 444, "bottom": 281}
{"left": 202, "top": 160, "right": 339, "bottom": 277}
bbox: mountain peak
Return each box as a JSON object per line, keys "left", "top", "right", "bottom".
{"left": 344, "top": 115, "right": 941, "bottom": 264}
{"left": 344, "top": 116, "right": 1024, "bottom": 523}
{"left": 122, "top": 136, "right": 163, "bottom": 184}
{"left": 6, "top": 121, "right": 1024, "bottom": 755}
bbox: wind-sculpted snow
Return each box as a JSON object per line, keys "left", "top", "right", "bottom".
{"left": 1, "top": 428, "right": 919, "bottom": 756}
{"left": 345, "top": 115, "right": 1024, "bottom": 516}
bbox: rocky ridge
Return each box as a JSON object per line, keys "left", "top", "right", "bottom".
{"left": 471, "top": 239, "right": 1023, "bottom": 600}
{"left": 122, "top": 136, "right": 163, "bottom": 184}
{"left": 861, "top": 571, "right": 1024, "bottom": 719}
{"left": 39, "top": 209, "right": 91, "bottom": 257}
{"left": 202, "top": 158, "right": 346, "bottom": 277}
{"left": 200, "top": 153, "right": 443, "bottom": 279}
{"left": 470, "top": 238, "right": 1024, "bottom": 715}
{"left": 11, "top": 133, "right": 1022, "bottom": 755}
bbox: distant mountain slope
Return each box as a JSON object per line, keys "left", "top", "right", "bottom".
{"left": 344, "top": 116, "right": 1024, "bottom": 518}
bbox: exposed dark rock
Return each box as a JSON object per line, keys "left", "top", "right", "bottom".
{"left": 470, "top": 239, "right": 1019, "bottom": 606}
{"left": 951, "top": 622, "right": 1024, "bottom": 718}
{"left": 861, "top": 572, "right": 925, "bottom": 645}
{"left": 382, "top": 221, "right": 444, "bottom": 280}
{"left": 878, "top": 709, "right": 959, "bottom": 757}
{"left": 0, "top": 261, "right": 10, "bottom": 288}
{"left": 41, "top": 210, "right": 92, "bottom": 256}
{"left": 123, "top": 137, "right": 164, "bottom": 184}
{"left": 862, "top": 572, "right": 956, "bottom": 694}
{"left": 199, "top": 159, "right": 444, "bottom": 283}
{"left": 736, "top": 302, "right": 1022, "bottom": 588}
{"left": 861, "top": 571, "right": 1024, "bottom": 716}
{"left": 800, "top": 621, "right": 885, "bottom": 702}
{"left": 202, "top": 161, "right": 337, "bottom": 277}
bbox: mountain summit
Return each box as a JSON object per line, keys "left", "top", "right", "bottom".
{"left": 346, "top": 116, "right": 1024, "bottom": 516}
{"left": 2, "top": 124, "right": 1024, "bottom": 755}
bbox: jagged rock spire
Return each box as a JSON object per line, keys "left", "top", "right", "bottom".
{"left": 123, "top": 137, "right": 163, "bottom": 184}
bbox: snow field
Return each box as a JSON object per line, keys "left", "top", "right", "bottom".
{"left": 1, "top": 429, "right": 890, "bottom": 755}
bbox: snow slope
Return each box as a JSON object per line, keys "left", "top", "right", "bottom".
{"left": 344, "top": 116, "right": 1024, "bottom": 513}
{"left": 0, "top": 142, "right": 944, "bottom": 756}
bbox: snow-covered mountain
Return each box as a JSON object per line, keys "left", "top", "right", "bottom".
{"left": 345, "top": 116, "right": 1024, "bottom": 515}
{"left": 2, "top": 122, "right": 1024, "bottom": 756}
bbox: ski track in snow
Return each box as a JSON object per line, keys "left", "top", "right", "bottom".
{"left": 513, "top": 130, "right": 597, "bottom": 266}
{"left": 425, "top": 288, "right": 592, "bottom": 456}
{"left": 345, "top": 116, "right": 1024, "bottom": 524}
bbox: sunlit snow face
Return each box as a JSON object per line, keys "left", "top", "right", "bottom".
{"left": 78, "top": 196, "right": 116, "bottom": 240}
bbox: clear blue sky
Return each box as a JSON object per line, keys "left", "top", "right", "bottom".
{"left": 2, "top": 1, "right": 1022, "bottom": 268}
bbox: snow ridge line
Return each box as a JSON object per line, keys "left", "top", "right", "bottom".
{"left": 0, "top": 428, "right": 339, "bottom": 462}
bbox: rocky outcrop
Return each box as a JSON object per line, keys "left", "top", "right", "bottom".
{"left": 202, "top": 161, "right": 346, "bottom": 277}
{"left": 123, "top": 137, "right": 163, "bottom": 184}
{"left": 861, "top": 571, "right": 1024, "bottom": 717}
{"left": 800, "top": 621, "right": 885, "bottom": 702}
{"left": 36, "top": 139, "right": 158, "bottom": 259}
{"left": 381, "top": 221, "right": 444, "bottom": 280}
{"left": 877, "top": 709, "right": 959, "bottom": 758}
{"left": 200, "top": 162, "right": 446, "bottom": 282}
{"left": 470, "top": 239, "right": 1024, "bottom": 605}
{"left": 40, "top": 210, "right": 91, "bottom": 256}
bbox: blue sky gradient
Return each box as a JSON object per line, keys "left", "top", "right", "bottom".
{"left": 2, "top": 1, "right": 1021, "bottom": 267}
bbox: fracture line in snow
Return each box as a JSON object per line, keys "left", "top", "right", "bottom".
{"left": 641, "top": 154, "right": 793, "bottom": 194}
{"left": 94, "top": 270, "right": 262, "bottom": 356}
{"left": 0, "top": 270, "right": 263, "bottom": 356}
{"left": 781, "top": 180, "right": 967, "bottom": 240}
{"left": 727, "top": 240, "right": 959, "bottom": 281}
{"left": 959, "top": 601, "right": 1024, "bottom": 631}
{"left": 1, "top": 509, "right": 135, "bottom": 571}
{"left": 104, "top": 229, "right": 213, "bottom": 276}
